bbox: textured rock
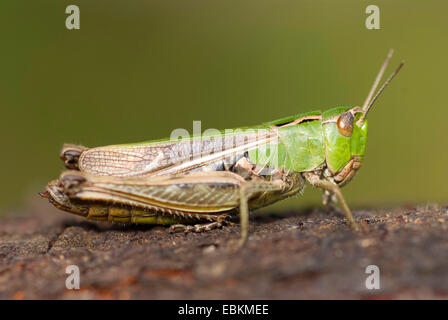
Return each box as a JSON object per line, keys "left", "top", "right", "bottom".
{"left": 1, "top": 202, "right": 447, "bottom": 299}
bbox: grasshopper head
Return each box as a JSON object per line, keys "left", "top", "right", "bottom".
{"left": 322, "top": 106, "right": 367, "bottom": 185}
{"left": 322, "top": 50, "right": 403, "bottom": 186}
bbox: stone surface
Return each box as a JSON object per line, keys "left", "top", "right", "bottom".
{"left": 1, "top": 202, "right": 447, "bottom": 299}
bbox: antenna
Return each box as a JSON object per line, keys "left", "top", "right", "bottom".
{"left": 358, "top": 50, "right": 404, "bottom": 124}
{"left": 361, "top": 49, "right": 394, "bottom": 111}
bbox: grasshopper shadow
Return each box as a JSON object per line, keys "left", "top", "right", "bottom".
{"left": 60, "top": 218, "right": 164, "bottom": 233}
{"left": 243, "top": 207, "right": 322, "bottom": 224}
{"left": 59, "top": 206, "right": 350, "bottom": 233}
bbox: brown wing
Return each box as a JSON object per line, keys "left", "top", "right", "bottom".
{"left": 78, "top": 130, "right": 277, "bottom": 177}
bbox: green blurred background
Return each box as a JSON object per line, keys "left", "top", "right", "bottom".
{"left": 1, "top": 0, "right": 447, "bottom": 214}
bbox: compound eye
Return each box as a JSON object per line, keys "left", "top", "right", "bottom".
{"left": 337, "top": 111, "right": 354, "bottom": 137}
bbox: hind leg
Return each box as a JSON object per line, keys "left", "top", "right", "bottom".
{"left": 169, "top": 214, "right": 231, "bottom": 233}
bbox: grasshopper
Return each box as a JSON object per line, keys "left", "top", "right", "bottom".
{"left": 41, "top": 50, "right": 403, "bottom": 246}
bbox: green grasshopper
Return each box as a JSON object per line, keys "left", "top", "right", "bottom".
{"left": 41, "top": 50, "right": 403, "bottom": 246}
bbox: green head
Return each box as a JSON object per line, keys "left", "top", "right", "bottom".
{"left": 322, "top": 106, "right": 368, "bottom": 175}
{"left": 322, "top": 50, "right": 404, "bottom": 182}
